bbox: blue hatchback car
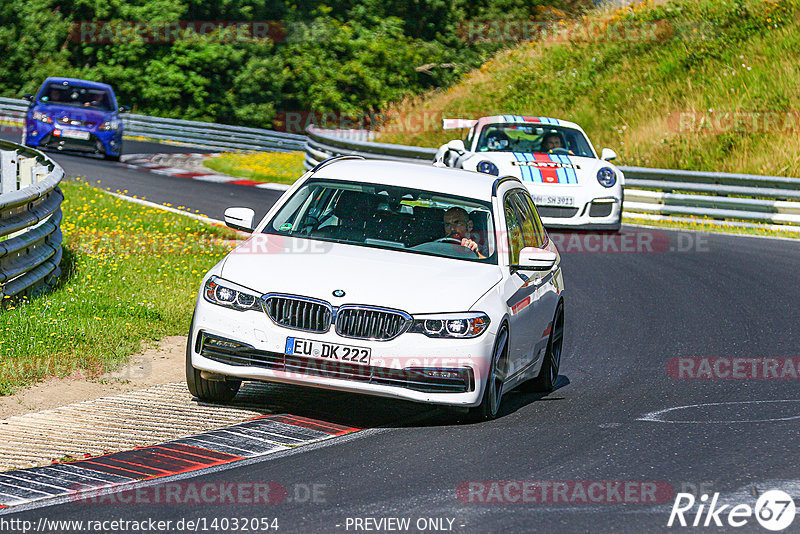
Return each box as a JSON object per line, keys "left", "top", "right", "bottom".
{"left": 23, "top": 77, "right": 128, "bottom": 161}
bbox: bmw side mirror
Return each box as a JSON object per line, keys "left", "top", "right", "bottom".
{"left": 118, "top": 105, "right": 131, "bottom": 113}
{"left": 447, "top": 139, "right": 466, "bottom": 153}
{"left": 22, "top": 94, "right": 33, "bottom": 102}
{"left": 601, "top": 148, "right": 617, "bottom": 161}
{"left": 514, "top": 247, "right": 557, "bottom": 271}
{"left": 224, "top": 207, "right": 256, "bottom": 233}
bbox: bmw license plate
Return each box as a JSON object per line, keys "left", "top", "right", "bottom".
{"left": 534, "top": 195, "right": 574, "bottom": 206}
{"left": 58, "top": 129, "right": 90, "bottom": 140}
{"left": 285, "top": 337, "right": 371, "bottom": 365}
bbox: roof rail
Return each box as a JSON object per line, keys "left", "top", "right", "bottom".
{"left": 310, "top": 155, "right": 366, "bottom": 173}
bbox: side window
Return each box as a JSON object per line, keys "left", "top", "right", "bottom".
{"left": 518, "top": 192, "right": 548, "bottom": 247}
{"left": 464, "top": 126, "right": 476, "bottom": 150}
{"left": 503, "top": 194, "right": 524, "bottom": 265}
{"left": 509, "top": 193, "right": 539, "bottom": 249}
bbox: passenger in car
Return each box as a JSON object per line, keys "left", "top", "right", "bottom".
{"left": 443, "top": 207, "right": 486, "bottom": 259}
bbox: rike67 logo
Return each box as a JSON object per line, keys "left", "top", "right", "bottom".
{"left": 668, "top": 490, "right": 796, "bottom": 531}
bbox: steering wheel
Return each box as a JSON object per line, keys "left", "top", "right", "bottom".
{"left": 549, "top": 148, "right": 570, "bottom": 155}
{"left": 435, "top": 236, "right": 479, "bottom": 256}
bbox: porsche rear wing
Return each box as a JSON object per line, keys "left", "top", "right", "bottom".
{"left": 442, "top": 118, "right": 478, "bottom": 130}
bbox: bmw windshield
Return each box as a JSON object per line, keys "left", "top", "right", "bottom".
{"left": 266, "top": 179, "right": 497, "bottom": 264}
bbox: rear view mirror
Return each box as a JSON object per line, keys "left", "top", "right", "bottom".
{"left": 515, "top": 247, "right": 557, "bottom": 271}
{"left": 22, "top": 94, "right": 33, "bottom": 102}
{"left": 224, "top": 207, "right": 256, "bottom": 233}
{"left": 601, "top": 148, "right": 617, "bottom": 161}
{"left": 447, "top": 139, "right": 466, "bottom": 153}
{"left": 118, "top": 105, "right": 131, "bottom": 113}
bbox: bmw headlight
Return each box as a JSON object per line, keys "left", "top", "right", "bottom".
{"left": 476, "top": 161, "right": 499, "bottom": 176}
{"left": 411, "top": 312, "right": 490, "bottom": 338}
{"left": 99, "top": 119, "right": 121, "bottom": 131}
{"left": 203, "top": 276, "right": 262, "bottom": 312}
{"left": 597, "top": 167, "right": 617, "bottom": 188}
{"left": 32, "top": 111, "right": 53, "bottom": 124}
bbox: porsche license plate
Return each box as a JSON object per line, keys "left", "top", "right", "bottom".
{"left": 534, "top": 195, "right": 574, "bottom": 206}
{"left": 59, "top": 129, "right": 90, "bottom": 140}
{"left": 285, "top": 337, "right": 371, "bottom": 365}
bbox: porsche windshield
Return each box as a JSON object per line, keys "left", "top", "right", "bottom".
{"left": 476, "top": 123, "right": 594, "bottom": 158}
{"left": 266, "top": 180, "right": 497, "bottom": 264}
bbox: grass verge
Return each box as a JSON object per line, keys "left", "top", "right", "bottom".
{"left": 203, "top": 151, "right": 306, "bottom": 184}
{"left": 0, "top": 179, "right": 239, "bottom": 395}
{"left": 623, "top": 215, "right": 800, "bottom": 239}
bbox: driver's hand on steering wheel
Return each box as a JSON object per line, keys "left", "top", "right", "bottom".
{"left": 461, "top": 238, "right": 486, "bottom": 259}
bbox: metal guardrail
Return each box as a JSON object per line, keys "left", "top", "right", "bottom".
{"left": 305, "top": 127, "right": 800, "bottom": 228}
{"left": 0, "top": 97, "right": 306, "bottom": 152}
{"left": 0, "top": 140, "right": 64, "bottom": 301}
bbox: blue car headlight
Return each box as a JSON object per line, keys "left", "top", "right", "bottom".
{"left": 477, "top": 161, "right": 499, "bottom": 176}
{"left": 99, "top": 119, "right": 121, "bottom": 131}
{"left": 203, "top": 276, "right": 262, "bottom": 312}
{"left": 597, "top": 167, "right": 617, "bottom": 188}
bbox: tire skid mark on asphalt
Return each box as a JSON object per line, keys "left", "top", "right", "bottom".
{"left": 0, "top": 414, "right": 360, "bottom": 509}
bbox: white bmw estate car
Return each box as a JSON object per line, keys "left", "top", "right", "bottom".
{"left": 434, "top": 115, "right": 624, "bottom": 231}
{"left": 188, "top": 157, "right": 565, "bottom": 420}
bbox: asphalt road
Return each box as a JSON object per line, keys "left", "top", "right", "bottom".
{"left": 0, "top": 131, "right": 283, "bottom": 222}
{"left": 2, "top": 134, "right": 799, "bottom": 533}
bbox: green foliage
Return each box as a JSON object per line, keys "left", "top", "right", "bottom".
{"left": 0, "top": 0, "right": 594, "bottom": 127}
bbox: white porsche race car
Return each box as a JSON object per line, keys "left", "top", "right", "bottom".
{"left": 434, "top": 115, "right": 624, "bottom": 231}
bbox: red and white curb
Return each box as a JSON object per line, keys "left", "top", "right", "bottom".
{"left": 121, "top": 153, "right": 291, "bottom": 191}
{"left": 0, "top": 414, "right": 357, "bottom": 509}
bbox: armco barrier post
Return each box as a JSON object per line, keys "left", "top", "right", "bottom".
{"left": 0, "top": 150, "right": 18, "bottom": 194}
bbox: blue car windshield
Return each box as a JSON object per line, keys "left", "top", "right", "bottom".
{"left": 38, "top": 83, "right": 114, "bottom": 112}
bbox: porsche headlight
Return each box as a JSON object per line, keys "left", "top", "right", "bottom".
{"left": 476, "top": 161, "right": 499, "bottom": 176}
{"left": 597, "top": 167, "right": 617, "bottom": 188}
{"left": 203, "top": 276, "right": 262, "bottom": 312}
{"left": 411, "top": 312, "right": 490, "bottom": 338}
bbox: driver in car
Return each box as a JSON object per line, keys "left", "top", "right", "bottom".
{"left": 443, "top": 207, "right": 486, "bottom": 259}
{"left": 541, "top": 132, "right": 572, "bottom": 153}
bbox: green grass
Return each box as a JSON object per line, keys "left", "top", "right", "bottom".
{"left": 203, "top": 151, "right": 306, "bottom": 184}
{"left": 0, "top": 179, "right": 239, "bottom": 395}
{"left": 379, "top": 0, "right": 800, "bottom": 177}
{"left": 623, "top": 214, "right": 800, "bottom": 239}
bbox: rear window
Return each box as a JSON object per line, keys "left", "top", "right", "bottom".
{"left": 38, "top": 83, "right": 115, "bottom": 111}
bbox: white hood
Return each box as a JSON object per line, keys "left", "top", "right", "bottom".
{"left": 219, "top": 235, "right": 501, "bottom": 314}
{"left": 463, "top": 153, "right": 614, "bottom": 186}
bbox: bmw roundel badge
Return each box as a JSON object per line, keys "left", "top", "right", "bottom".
{"left": 333, "top": 289, "right": 346, "bottom": 297}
